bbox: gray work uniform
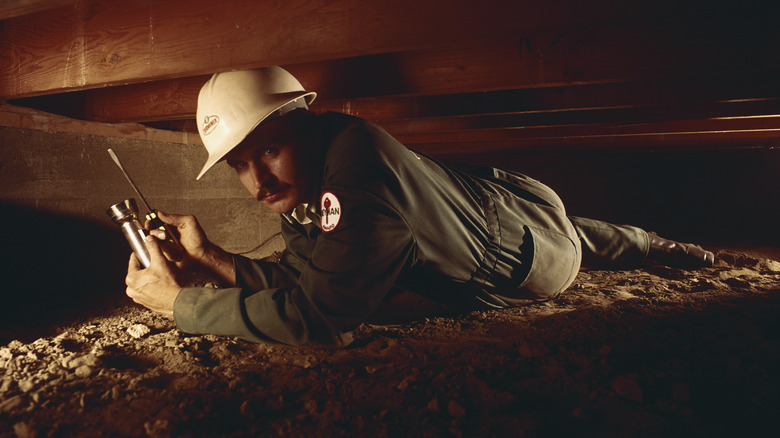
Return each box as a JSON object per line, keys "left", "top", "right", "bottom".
{"left": 174, "top": 113, "right": 649, "bottom": 346}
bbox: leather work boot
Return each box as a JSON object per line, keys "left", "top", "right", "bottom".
{"left": 647, "top": 232, "right": 715, "bottom": 268}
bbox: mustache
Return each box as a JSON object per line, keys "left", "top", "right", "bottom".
{"left": 255, "top": 183, "right": 285, "bottom": 201}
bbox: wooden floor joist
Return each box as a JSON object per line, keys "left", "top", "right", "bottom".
{"left": 2, "top": 0, "right": 779, "bottom": 155}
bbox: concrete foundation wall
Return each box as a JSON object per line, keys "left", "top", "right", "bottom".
{"left": 0, "top": 126, "right": 283, "bottom": 255}
{"left": 0, "top": 125, "right": 282, "bottom": 335}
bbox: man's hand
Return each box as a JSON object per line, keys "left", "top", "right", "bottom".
{"left": 126, "top": 234, "right": 182, "bottom": 318}
{"left": 149, "top": 211, "right": 236, "bottom": 286}
{"left": 146, "top": 211, "right": 209, "bottom": 270}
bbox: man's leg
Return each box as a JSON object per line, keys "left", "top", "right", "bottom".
{"left": 569, "top": 216, "right": 714, "bottom": 269}
{"left": 645, "top": 231, "right": 715, "bottom": 268}
{"left": 569, "top": 216, "right": 649, "bottom": 268}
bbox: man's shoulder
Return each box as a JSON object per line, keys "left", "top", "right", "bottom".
{"left": 321, "top": 112, "right": 393, "bottom": 146}
{"left": 321, "top": 112, "right": 408, "bottom": 175}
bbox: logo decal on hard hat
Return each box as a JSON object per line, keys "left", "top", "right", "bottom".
{"left": 202, "top": 115, "right": 220, "bottom": 136}
{"left": 320, "top": 191, "right": 342, "bottom": 232}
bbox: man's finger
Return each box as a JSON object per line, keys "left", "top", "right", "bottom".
{"left": 157, "top": 211, "right": 198, "bottom": 233}
{"left": 127, "top": 253, "right": 140, "bottom": 274}
{"left": 142, "top": 234, "right": 167, "bottom": 265}
{"left": 126, "top": 286, "right": 138, "bottom": 300}
{"left": 150, "top": 229, "right": 167, "bottom": 240}
{"left": 156, "top": 211, "right": 182, "bottom": 225}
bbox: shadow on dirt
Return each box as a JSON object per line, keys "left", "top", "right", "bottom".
{"left": 0, "top": 201, "right": 129, "bottom": 343}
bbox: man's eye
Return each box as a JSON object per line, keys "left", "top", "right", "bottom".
{"left": 264, "top": 147, "right": 277, "bottom": 155}
{"left": 227, "top": 161, "right": 245, "bottom": 169}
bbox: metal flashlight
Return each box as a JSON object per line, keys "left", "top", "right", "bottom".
{"left": 107, "top": 198, "right": 151, "bottom": 268}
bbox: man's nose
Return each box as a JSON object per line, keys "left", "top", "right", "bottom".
{"left": 247, "top": 161, "right": 269, "bottom": 189}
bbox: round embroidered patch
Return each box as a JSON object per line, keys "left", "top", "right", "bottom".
{"left": 320, "top": 191, "right": 342, "bottom": 232}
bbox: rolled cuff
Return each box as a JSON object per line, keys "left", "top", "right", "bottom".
{"left": 173, "top": 286, "right": 259, "bottom": 340}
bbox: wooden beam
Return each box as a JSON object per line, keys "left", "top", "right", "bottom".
{"left": 82, "top": 75, "right": 208, "bottom": 122}
{"left": 377, "top": 99, "right": 780, "bottom": 134}
{"left": 422, "top": 129, "right": 780, "bottom": 167}
{"left": 0, "top": 0, "right": 623, "bottom": 98}
{"left": 13, "top": 71, "right": 780, "bottom": 127}
{"left": 392, "top": 115, "right": 780, "bottom": 155}
{"left": 318, "top": 76, "right": 780, "bottom": 122}
{"left": 0, "top": 0, "right": 742, "bottom": 99}
{"left": 7, "top": 0, "right": 780, "bottom": 121}
{"left": 408, "top": 131, "right": 780, "bottom": 158}
{"left": 0, "top": 0, "right": 74, "bottom": 20}
{"left": 0, "top": 103, "right": 201, "bottom": 144}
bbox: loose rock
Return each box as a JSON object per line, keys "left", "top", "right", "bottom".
{"left": 0, "top": 395, "right": 24, "bottom": 413}
{"left": 67, "top": 354, "right": 101, "bottom": 370}
{"left": 127, "top": 324, "right": 151, "bottom": 339}
{"left": 75, "top": 365, "right": 93, "bottom": 378}
{"left": 18, "top": 379, "right": 35, "bottom": 393}
{"left": 448, "top": 400, "right": 466, "bottom": 418}
{"left": 613, "top": 375, "right": 643, "bottom": 403}
{"left": 0, "top": 377, "right": 13, "bottom": 393}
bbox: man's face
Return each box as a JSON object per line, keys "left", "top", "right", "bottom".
{"left": 224, "top": 116, "right": 318, "bottom": 214}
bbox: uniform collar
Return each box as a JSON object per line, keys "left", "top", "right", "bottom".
{"left": 283, "top": 203, "right": 321, "bottom": 227}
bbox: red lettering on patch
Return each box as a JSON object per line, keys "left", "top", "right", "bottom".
{"left": 320, "top": 191, "right": 342, "bottom": 232}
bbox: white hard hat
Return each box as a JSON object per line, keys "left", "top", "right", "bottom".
{"left": 195, "top": 66, "right": 317, "bottom": 179}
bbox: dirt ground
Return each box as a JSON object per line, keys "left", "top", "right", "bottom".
{"left": 1, "top": 248, "right": 779, "bottom": 437}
